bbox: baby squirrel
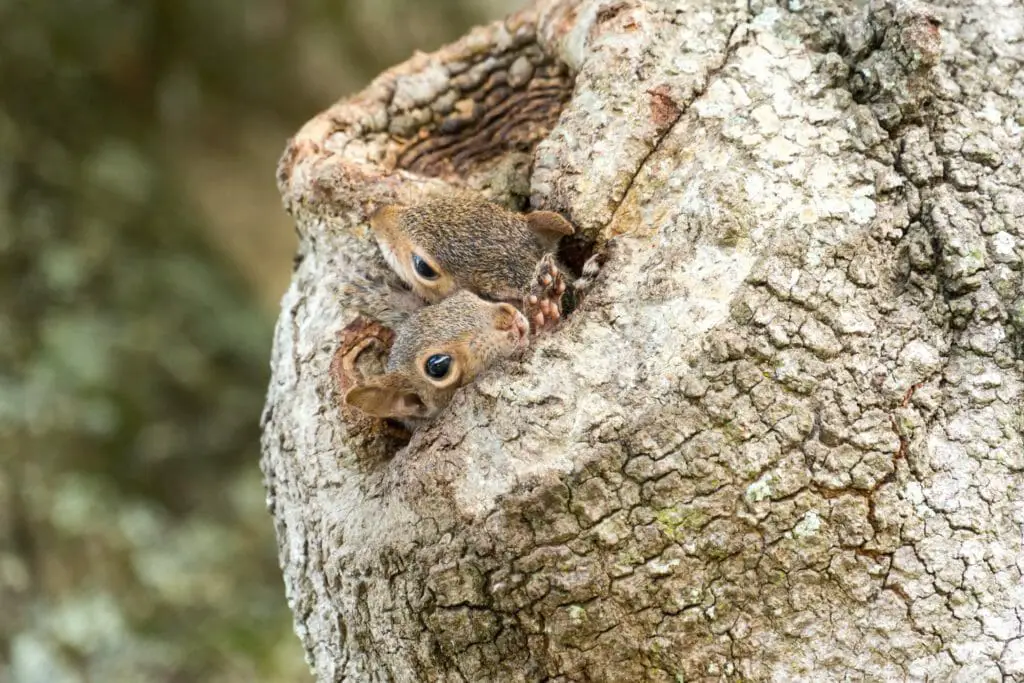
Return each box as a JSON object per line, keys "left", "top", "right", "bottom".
{"left": 344, "top": 290, "right": 530, "bottom": 425}
{"left": 368, "top": 194, "right": 595, "bottom": 330}
{"left": 342, "top": 193, "right": 608, "bottom": 426}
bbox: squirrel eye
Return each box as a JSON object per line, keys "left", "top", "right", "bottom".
{"left": 412, "top": 254, "right": 438, "bottom": 280}
{"left": 424, "top": 354, "right": 452, "bottom": 380}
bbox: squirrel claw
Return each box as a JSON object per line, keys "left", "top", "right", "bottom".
{"left": 524, "top": 254, "right": 566, "bottom": 334}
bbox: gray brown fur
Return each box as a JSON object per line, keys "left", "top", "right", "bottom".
{"left": 400, "top": 196, "right": 553, "bottom": 299}
{"left": 343, "top": 290, "right": 529, "bottom": 426}
{"left": 369, "top": 193, "right": 572, "bottom": 307}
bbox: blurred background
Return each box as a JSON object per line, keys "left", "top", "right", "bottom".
{"left": 0, "top": 1, "right": 521, "bottom": 681}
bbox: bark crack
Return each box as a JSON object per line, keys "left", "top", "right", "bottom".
{"left": 606, "top": 18, "right": 751, "bottom": 233}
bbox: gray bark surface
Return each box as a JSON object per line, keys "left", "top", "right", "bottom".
{"left": 262, "top": 0, "right": 1024, "bottom": 680}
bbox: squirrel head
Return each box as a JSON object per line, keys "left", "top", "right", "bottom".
{"left": 369, "top": 195, "right": 574, "bottom": 304}
{"left": 344, "top": 290, "right": 530, "bottom": 422}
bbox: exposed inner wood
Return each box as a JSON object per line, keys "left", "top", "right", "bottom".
{"left": 390, "top": 53, "right": 573, "bottom": 179}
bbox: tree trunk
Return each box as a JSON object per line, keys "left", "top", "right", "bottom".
{"left": 262, "top": 0, "right": 1024, "bottom": 680}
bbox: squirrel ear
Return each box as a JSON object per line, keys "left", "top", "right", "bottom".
{"left": 369, "top": 204, "right": 406, "bottom": 233}
{"left": 526, "top": 211, "right": 575, "bottom": 238}
{"left": 344, "top": 376, "right": 429, "bottom": 420}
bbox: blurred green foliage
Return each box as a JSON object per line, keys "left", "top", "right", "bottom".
{"left": 0, "top": 0, "right": 517, "bottom": 681}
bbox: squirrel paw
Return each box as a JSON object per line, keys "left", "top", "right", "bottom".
{"left": 573, "top": 239, "right": 617, "bottom": 296}
{"left": 524, "top": 254, "right": 566, "bottom": 334}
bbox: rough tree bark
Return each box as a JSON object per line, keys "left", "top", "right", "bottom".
{"left": 262, "top": 0, "right": 1024, "bottom": 680}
